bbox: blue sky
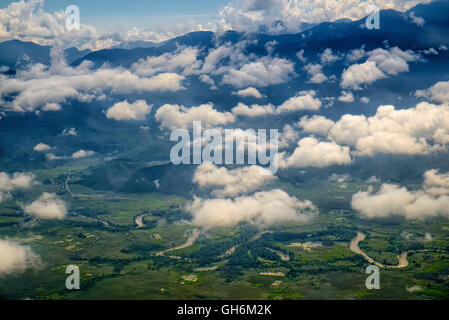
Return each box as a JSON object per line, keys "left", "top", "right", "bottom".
{"left": 0, "top": 0, "right": 230, "bottom": 29}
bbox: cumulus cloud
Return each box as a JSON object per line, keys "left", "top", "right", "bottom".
{"left": 231, "top": 102, "right": 275, "bottom": 117}
{"left": 193, "top": 163, "right": 277, "bottom": 197}
{"left": 341, "top": 47, "right": 419, "bottom": 89}
{"left": 155, "top": 103, "right": 235, "bottom": 130}
{"left": 360, "top": 96, "right": 370, "bottom": 103}
{"left": 423, "top": 169, "right": 449, "bottom": 196}
{"left": 352, "top": 169, "right": 449, "bottom": 219}
{"left": 320, "top": 48, "right": 340, "bottom": 65}
{"left": 24, "top": 192, "right": 67, "bottom": 220}
{"left": 279, "top": 137, "right": 352, "bottom": 168}
{"left": 33, "top": 143, "right": 51, "bottom": 152}
{"left": 0, "top": 172, "right": 36, "bottom": 192}
{"left": 415, "top": 81, "right": 449, "bottom": 104}
{"left": 106, "top": 100, "right": 152, "bottom": 121}
{"left": 186, "top": 189, "right": 316, "bottom": 229}
{"left": 222, "top": 57, "right": 295, "bottom": 88}
{"left": 338, "top": 91, "right": 355, "bottom": 103}
{"left": 367, "top": 47, "right": 419, "bottom": 75}
{"left": 277, "top": 90, "right": 322, "bottom": 112}
{"left": 346, "top": 47, "right": 366, "bottom": 62}
{"left": 279, "top": 124, "right": 300, "bottom": 148}
{"left": 297, "top": 115, "right": 336, "bottom": 136}
{"left": 303, "top": 63, "right": 328, "bottom": 84}
{"left": 340, "top": 61, "right": 386, "bottom": 90}
{"left": 130, "top": 47, "right": 201, "bottom": 77}
{"left": 72, "top": 150, "right": 94, "bottom": 159}
{"left": 327, "top": 102, "right": 449, "bottom": 156}
{"left": 233, "top": 87, "right": 264, "bottom": 98}
{"left": 0, "top": 46, "right": 185, "bottom": 112}
{"left": 0, "top": 240, "right": 41, "bottom": 277}
{"left": 232, "top": 91, "right": 323, "bottom": 117}
{"left": 199, "top": 75, "right": 218, "bottom": 90}
{"left": 219, "top": 0, "right": 429, "bottom": 34}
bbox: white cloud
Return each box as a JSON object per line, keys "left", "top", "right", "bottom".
{"left": 367, "top": 47, "right": 419, "bottom": 76}
{"left": 279, "top": 124, "right": 300, "bottom": 148}
{"left": 296, "top": 50, "right": 307, "bottom": 63}
{"left": 279, "top": 137, "right": 352, "bottom": 168}
{"left": 231, "top": 102, "right": 275, "bottom": 117}
{"left": 232, "top": 91, "right": 323, "bottom": 117}
{"left": 219, "top": 0, "right": 430, "bottom": 34}
{"left": 130, "top": 47, "right": 201, "bottom": 77}
{"left": 329, "top": 173, "right": 350, "bottom": 183}
{"left": 233, "top": 87, "right": 264, "bottom": 98}
{"left": 72, "top": 149, "right": 94, "bottom": 159}
{"left": 423, "top": 169, "right": 449, "bottom": 196}
{"left": 320, "top": 48, "right": 340, "bottom": 65}
{"left": 222, "top": 57, "right": 295, "bottom": 88}
{"left": 46, "top": 153, "right": 61, "bottom": 161}
{"left": 186, "top": 189, "right": 316, "bottom": 229}
{"left": 24, "top": 192, "right": 67, "bottom": 220}
{"left": 346, "top": 47, "right": 366, "bottom": 62}
{"left": 0, "top": 240, "right": 41, "bottom": 277}
{"left": 297, "top": 115, "right": 336, "bottom": 136}
{"left": 303, "top": 63, "right": 328, "bottom": 84}
{"left": 328, "top": 102, "right": 449, "bottom": 156}
{"left": 0, "top": 172, "right": 36, "bottom": 192}
{"left": 277, "top": 90, "right": 322, "bottom": 113}
{"left": 338, "top": 91, "right": 355, "bottom": 103}
{"left": 422, "top": 48, "right": 438, "bottom": 56}
{"left": 33, "top": 143, "right": 51, "bottom": 152}
{"left": 352, "top": 170, "right": 449, "bottom": 219}
{"left": 106, "top": 100, "right": 152, "bottom": 121}
{"left": 193, "top": 163, "right": 277, "bottom": 197}
{"left": 0, "top": 46, "right": 185, "bottom": 113}
{"left": 199, "top": 74, "right": 218, "bottom": 90}
{"left": 360, "top": 96, "right": 370, "bottom": 103}
{"left": 62, "top": 127, "right": 77, "bottom": 136}
{"left": 340, "top": 61, "right": 386, "bottom": 90}
{"left": 341, "top": 47, "right": 419, "bottom": 89}
{"left": 155, "top": 103, "right": 235, "bottom": 130}
{"left": 42, "top": 102, "right": 61, "bottom": 111}
{"left": 409, "top": 12, "right": 425, "bottom": 26}
{"left": 415, "top": 81, "right": 449, "bottom": 104}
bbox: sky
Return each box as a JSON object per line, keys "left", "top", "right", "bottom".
{"left": 0, "top": 0, "right": 230, "bottom": 29}
{"left": 0, "top": 0, "right": 431, "bottom": 49}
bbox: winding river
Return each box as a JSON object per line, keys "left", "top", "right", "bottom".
{"left": 155, "top": 229, "right": 201, "bottom": 256}
{"left": 349, "top": 232, "right": 409, "bottom": 269}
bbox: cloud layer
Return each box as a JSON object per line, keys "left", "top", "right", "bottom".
{"left": 352, "top": 169, "right": 449, "bottom": 219}
{"left": 186, "top": 189, "right": 316, "bottom": 229}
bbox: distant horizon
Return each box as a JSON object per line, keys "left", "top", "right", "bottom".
{"left": 0, "top": 0, "right": 433, "bottom": 50}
